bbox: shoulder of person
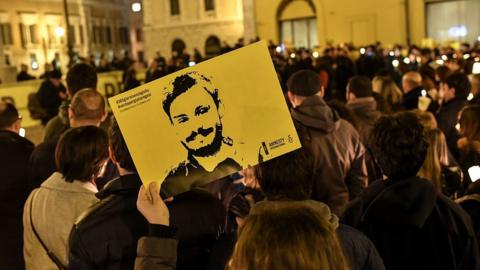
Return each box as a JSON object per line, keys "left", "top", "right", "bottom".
{"left": 72, "top": 194, "right": 120, "bottom": 234}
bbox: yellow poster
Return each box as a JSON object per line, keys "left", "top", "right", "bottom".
{"left": 109, "top": 41, "right": 301, "bottom": 197}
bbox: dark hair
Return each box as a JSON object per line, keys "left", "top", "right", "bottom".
{"left": 66, "top": 63, "right": 98, "bottom": 96}
{"left": 0, "top": 102, "right": 19, "bottom": 129}
{"left": 347, "top": 76, "right": 373, "bottom": 98}
{"left": 371, "top": 112, "right": 428, "bottom": 179}
{"left": 162, "top": 72, "right": 220, "bottom": 122}
{"left": 435, "top": 66, "right": 451, "bottom": 83}
{"left": 70, "top": 89, "right": 105, "bottom": 121}
{"left": 55, "top": 126, "right": 109, "bottom": 182}
{"left": 445, "top": 72, "right": 471, "bottom": 99}
{"left": 287, "top": 70, "right": 322, "bottom": 97}
{"left": 109, "top": 117, "right": 137, "bottom": 172}
{"left": 255, "top": 148, "right": 314, "bottom": 201}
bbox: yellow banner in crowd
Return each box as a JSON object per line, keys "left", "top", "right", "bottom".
{"left": 109, "top": 41, "right": 301, "bottom": 196}
{"left": 0, "top": 71, "right": 125, "bottom": 127}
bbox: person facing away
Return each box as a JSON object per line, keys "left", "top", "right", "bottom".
{"left": 286, "top": 69, "right": 368, "bottom": 216}
{"left": 68, "top": 118, "right": 226, "bottom": 270}
{"left": 43, "top": 63, "right": 99, "bottom": 142}
{"left": 23, "top": 126, "right": 109, "bottom": 270}
{"left": 17, "top": 63, "right": 36, "bottom": 82}
{"left": 402, "top": 71, "right": 438, "bottom": 113}
{"left": 161, "top": 71, "right": 242, "bottom": 197}
{"left": 346, "top": 76, "right": 382, "bottom": 144}
{"left": 36, "top": 69, "right": 67, "bottom": 125}
{"left": 131, "top": 186, "right": 350, "bottom": 270}
{"left": 437, "top": 72, "right": 471, "bottom": 159}
{"left": 250, "top": 149, "right": 384, "bottom": 270}
{"left": 0, "top": 102, "right": 34, "bottom": 270}
{"left": 28, "top": 89, "right": 107, "bottom": 192}
{"left": 343, "top": 112, "right": 480, "bottom": 270}
{"left": 414, "top": 110, "right": 463, "bottom": 198}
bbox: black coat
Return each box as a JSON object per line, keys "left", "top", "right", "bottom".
{"left": 68, "top": 174, "right": 226, "bottom": 270}
{"left": 0, "top": 130, "right": 34, "bottom": 270}
{"left": 437, "top": 97, "right": 469, "bottom": 159}
{"left": 36, "top": 80, "right": 66, "bottom": 124}
{"left": 27, "top": 140, "right": 57, "bottom": 192}
{"left": 343, "top": 177, "right": 480, "bottom": 270}
{"left": 403, "top": 86, "right": 439, "bottom": 113}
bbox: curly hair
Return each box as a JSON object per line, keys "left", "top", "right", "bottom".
{"left": 371, "top": 112, "right": 428, "bottom": 179}
{"left": 162, "top": 71, "right": 220, "bottom": 123}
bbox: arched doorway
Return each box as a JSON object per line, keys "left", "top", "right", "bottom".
{"left": 171, "top": 38, "right": 186, "bottom": 56}
{"left": 277, "top": 0, "right": 318, "bottom": 48}
{"left": 204, "top": 35, "right": 221, "bottom": 57}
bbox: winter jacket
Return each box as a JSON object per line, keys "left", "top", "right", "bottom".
{"left": 343, "top": 177, "right": 480, "bottom": 270}
{"left": 347, "top": 97, "right": 383, "bottom": 183}
{"left": 135, "top": 224, "right": 178, "bottom": 270}
{"left": 23, "top": 172, "right": 98, "bottom": 270}
{"left": 0, "top": 130, "right": 34, "bottom": 270}
{"left": 68, "top": 174, "right": 226, "bottom": 270}
{"left": 291, "top": 96, "right": 368, "bottom": 216}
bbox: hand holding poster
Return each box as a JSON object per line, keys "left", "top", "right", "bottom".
{"left": 109, "top": 41, "right": 301, "bottom": 197}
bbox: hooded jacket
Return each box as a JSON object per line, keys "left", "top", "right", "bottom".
{"left": 343, "top": 177, "right": 480, "bottom": 270}
{"left": 291, "top": 96, "right": 368, "bottom": 216}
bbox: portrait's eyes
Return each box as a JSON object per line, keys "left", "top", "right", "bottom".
{"left": 174, "top": 115, "right": 189, "bottom": 124}
{"left": 195, "top": 105, "right": 211, "bottom": 116}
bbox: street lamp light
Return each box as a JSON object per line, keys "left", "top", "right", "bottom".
{"left": 54, "top": 26, "right": 65, "bottom": 37}
{"left": 132, "top": 2, "right": 142, "bottom": 12}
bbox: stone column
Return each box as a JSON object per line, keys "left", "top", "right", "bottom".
{"left": 242, "top": 0, "right": 257, "bottom": 42}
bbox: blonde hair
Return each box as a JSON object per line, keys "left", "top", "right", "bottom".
{"left": 373, "top": 76, "right": 403, "bottom": 110}
{"left": 228, "top": 201, "right": 349, "bottom": 270}
{"left": 417, "top": 129, "right": 449, "bottom": 192}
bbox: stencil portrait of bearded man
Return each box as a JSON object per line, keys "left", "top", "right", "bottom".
{"left": 161, "top": 71, "right": 242, "bottom": 196}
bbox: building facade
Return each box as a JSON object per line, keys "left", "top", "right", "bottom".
{"left": 142, "top": 0, "right": 246, "bottom": 61}
{"left": 0, "top": 0, "right": 143, "bottom": 81}
{"left": 143, "top": 0, "right": 479, "bottom": 59}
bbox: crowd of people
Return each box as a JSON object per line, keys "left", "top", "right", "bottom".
{"left": 1, "top": 37, "right": 480, "bottom": 270}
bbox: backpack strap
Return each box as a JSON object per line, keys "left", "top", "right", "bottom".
{"left": 29, "top": 190, "right": 67, "bottom": 270}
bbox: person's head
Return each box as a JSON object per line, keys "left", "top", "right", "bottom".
{"left": 109, "top": 117, "right": 137, "bottom": 174}
{"left": 417, "top": 129, "right": 449, "bottom": 192}
{"left": 66, "top": 63, "right": 98, "bottom": 97}
{"left": 228, "top": 201, "right": 349, "bottom": 270}
{"left": 402, "top": 71, "right": 423, "bottom": 93}
{"left": 68, "top": 89, "right": 107, "bottom": 128}
{"left": 441, "top": 72, "right": 471, "bottom": 102}
{"left": 371, "top": 112, "right": 428, "bottom": 179}
{"left": 255, "top": 149, "right": 314, "bottom": 201}
{"left": 55, "top": 126, "right": 109, "bottom": 183}
{"left": 346, "top": 76, "right": 373, "bottom": 101}
{"left": 162, "top": 71, "right": 223, "bottom": 157}
{"left": 458, "top": 105, "right": 480, "bottom": 141}
{"left": 20, "top": 64, "right": 28, "bottom": 72}
{"left": 0, "top": 102, "right": 21, "bottom": 133}
{"left": 470, "top": 74, "right": 480, "bottom": 96}
{"left": 415, "top": 110, "right": 438, "bottom": 131}
{"left": 287, "top": 70, "right": 324, "bottom": 107}
{"left": 435, "top": 65, "right": 451, "bottom": 84}
{"left": 375, "top": 76, "right": 403, "bottom": 109}
{"left": 48, "top": 69, "right": 63, "bottom": 87}
{"left": 44, "top": 63, "right": 53, "bottom": 73}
